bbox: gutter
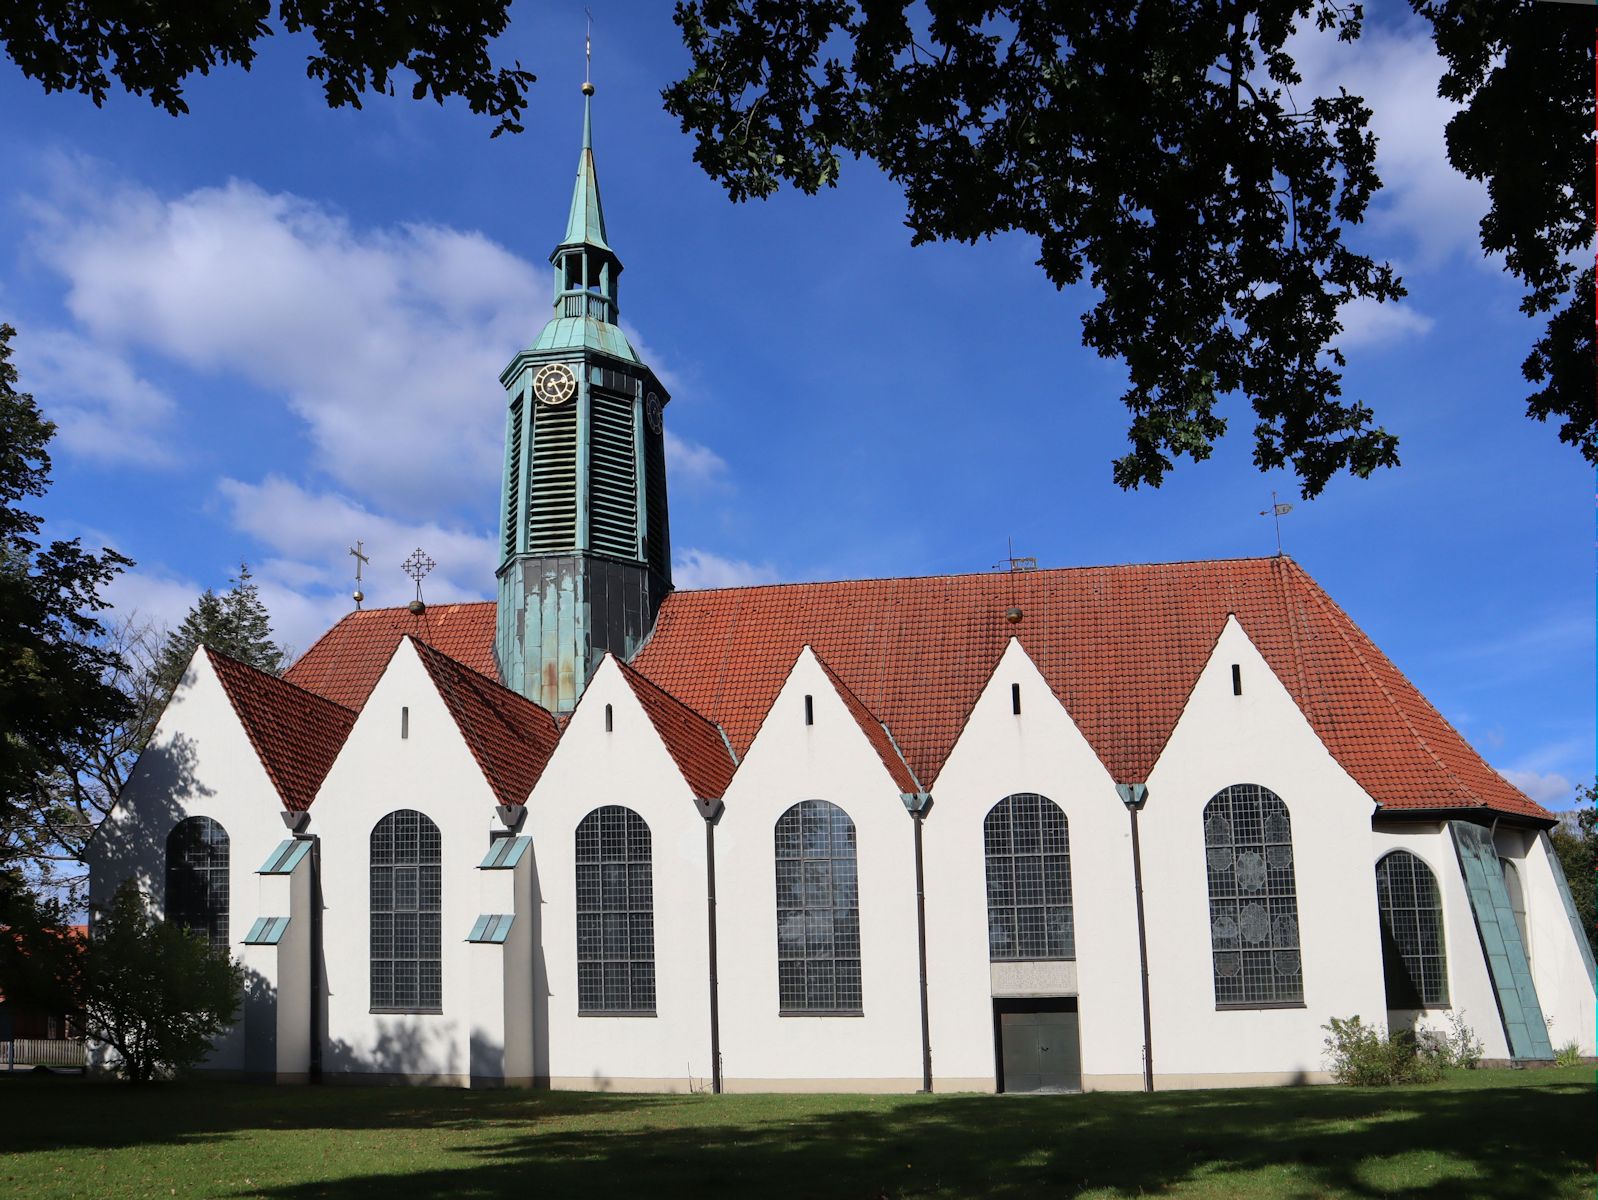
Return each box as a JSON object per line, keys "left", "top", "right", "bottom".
{"left": 901, "top": 790, "right": 934, "bottom": 1093}
{"left": 696, "top": 796, "right": 724, "bottom": 1093}
{"left": 1116, "top": 783, "right": 1154, "bottom": 1093}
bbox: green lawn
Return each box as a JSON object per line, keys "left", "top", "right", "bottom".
{"left": 0, "top": 1067, "right": 1590, "bottom": 1199}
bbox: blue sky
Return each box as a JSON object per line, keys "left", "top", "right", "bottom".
{"left": 1, "top": 2, "right": 1590, "bottom": 811}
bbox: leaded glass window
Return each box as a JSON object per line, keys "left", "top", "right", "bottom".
{"left": 1203, "top": 783, "right": 1303, "bottom": 1006}
{"left": 1375, "top": 851, "right": 1449, "bottom": 1007}
{"left": 1502, "top": 859, "right": 1530, "bottom": 965}
{"left": 370, "top": 809, "right": 442, "bottom": 1011}
{"left": 575, "top": 806, "right": 655, "bottom": 1013}
{"left": 165, "top": 816, "right": 229, "bottom": 952}
{"left": 984, "top": 793, "right": 1074, "bottom": 960}
{"left": 775, "top": 800, "right": 861, "bottom": 1013}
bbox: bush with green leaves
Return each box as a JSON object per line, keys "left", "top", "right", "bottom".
{"left": 1554, "top": 1041, "right": 1583, "bottom": 1067}
{"left": 80, "top": 882, "right": 242, "bottom": 1082}
{"left": 1323, "top": 1016, "right": 1450, "bottom": 1086}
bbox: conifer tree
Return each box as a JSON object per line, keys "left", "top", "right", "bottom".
{"left": 153, "top": 563, "right": 288, "bottom": 697}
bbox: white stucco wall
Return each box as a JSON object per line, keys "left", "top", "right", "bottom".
{"left": 309, "top": 639, "right": 503, "bottom": 1084}
{"left": 925, "top": 637, "right": 1145, "bottom": 1092}
{"left": 714, "top": 648, "right": 924, "bottom": 1090}
{"left": 1139, "top": 616, "right": 1388, "bottom": 1086}
{"left": 1370, "top": 822, "right": 1511, "bottom": 1059}
{"left": 86, "top": 649, "right": 286, "bottom": 1075}
{"left": 526, "top": 656, "right": 715, "bottom": 1091}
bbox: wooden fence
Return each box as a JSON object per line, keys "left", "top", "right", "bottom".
{"left": 3, "top": 1038, "right": 86, "bottom": 1069}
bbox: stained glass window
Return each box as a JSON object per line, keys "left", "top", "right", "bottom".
{"left": 370, "top": 809, "right": 442, "bottom": 1011}
{"left": 775, "top": 800, "right": 861, "bottom": 1013}
{"left": 165, "top": 816, "right": 229, "bottom": 952}
{"left": 1375, "top": 850, "right": 1449, "bottom": 1007}
{"left": 984, "top": 793, "right": 1074, "bottom": 960}
{"left": 575, "top": 806, "right": 655, "bottom": 1013}
{"left": 1204, "top": 784, "right": 1303, "bottom": 1006}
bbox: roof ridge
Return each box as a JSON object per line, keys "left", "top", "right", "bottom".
{"left": 809, "top": 647, "right": 921, "bottom": 794}
{"left": 204, "top": 647, "right": 355, "bottom": 810}
{"left": 663, "top": 555, "right": 1294, "bottom": 597}
{"left": 209, "top": 644, "right": 357, "bottom": 714}
{"left": 408, "top": 637, "right": 557, "bottom": 806}
{"left": 1283, "top": 560, "right": 1482, "bottom": 810}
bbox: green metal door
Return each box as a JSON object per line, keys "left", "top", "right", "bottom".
{"left": 996, "top": 1001, "right": 1081, "bottom": 1093}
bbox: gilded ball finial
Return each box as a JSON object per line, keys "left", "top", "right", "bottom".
{"left": 581, "top": 81, "right": 595, "bottom": 96}
{"left": 1005, "top": 606, "right": 1023, "bottom": 624}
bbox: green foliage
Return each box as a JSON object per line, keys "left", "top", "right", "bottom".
{"left": 1553, "top": 1041, "right": 1582, "bottom": 1068}
{"left": 0, "top": 323, "right": 131, "bottom": 877}
{"left": 1415, "top": 1, "right": 1595, "bottom": 463}
{"left": 152, "top": 562, "right": 289, "bottom": 700}
{"left": 666, "top": 3, "right": 1594, "bottom": 494}
{"left": 0, "top": 870, "right": 83, "bottom": 1020}
{"left": 1549, "top": 783, "right": 1596, "bottom": 959}
{"left": 1321, "top": 1014, "right": 1482, "bottom": 1086}
{"left": 78, "top": 882, "right": 242, "bottom": 1083}
{"left": 0, "top": 1, "right": 534, "bottom": 136}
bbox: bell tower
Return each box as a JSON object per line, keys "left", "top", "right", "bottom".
{"left": 495, "top": 83, "right": 672, "bottom": 712}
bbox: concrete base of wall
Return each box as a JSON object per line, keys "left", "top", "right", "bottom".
{"left": 721, "top": 1077, "right": 927, "bottom": 1094}
{"left": 543, "top": 1076, "right": 706, "bottom": 1093}
{"left": 1147, "top": 1070, "right": 1333, "bottom": 1090}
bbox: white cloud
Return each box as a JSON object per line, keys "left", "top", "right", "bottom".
{"left": 15, "top": 328, "right": 177, "bottom": 465}
{"left": 1500, "top": 769, "right": 1578, "bottom": 810}
{"left": 672, "top": 548, "right": 779, "bottom": 590}
{"left": 1290, "top": 18, "right": 1489, "bottom": 267}
{"left": 1336, "top": 296, "right": 1435, "bottom": 350}
{"left": 216, "top": 475, "right": 498, "bottom": 651}
{"left": 103, "top": 567, "right": 203, "bottom": 631}
{"left": 28, "top": 169, "right": 532, "bottom": 515}
{"left": 664, "top": 429, "right": 730, "bottom": 489}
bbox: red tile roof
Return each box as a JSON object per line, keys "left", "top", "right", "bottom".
{"left": 810, "top": 649, "right": 922, "bottom": 794}
{"left": 206, "top": 648, "right": 356, "bottom": 811}
{"left": 285, "top": 603, "right": 498, "bottom": 710}
{"left": 631, "top": 557, "right": 1549, "bottom": 822}
{"left": 276, "top": 557, "right": 1547, "bottom": 823}
{"left": 409, "top": 638, "right": 560, "bottom": 808}
{"left": 613, "top": 658, "right": 738, "bottom": 800}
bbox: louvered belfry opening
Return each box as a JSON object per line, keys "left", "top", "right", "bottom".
{"left": 527, "top": 399, "right": 579, "bottom": 553}
{"left": 503, "top": 401, "right": 524, "bottom": 557}
{"left": 589, "top": 384, "right": 638, "bottom": 559}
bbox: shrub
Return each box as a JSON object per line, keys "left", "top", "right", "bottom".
{"left": 80, "top": 882, "right": 242, "bottom": 1082}
{"left": 1440, "top": 1010, "right": 1484, "bottom": 1070}
{"left": 1554, "top": 1041, "right": 1583, "bottom": 1067}
{"left": 1322, "top": 1016, "right": 1443, "bottom": 1086}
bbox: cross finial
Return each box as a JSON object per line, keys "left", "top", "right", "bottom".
{"left": 401, "top": 547, "right": 435, "bottom": 610}
{"left": 348, "top": 539, "right": 370, "bottom": 610}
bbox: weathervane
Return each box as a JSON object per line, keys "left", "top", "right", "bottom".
{"left": 583, "top": 8, "right": 594, "bottom": 95}
{"left": 1259, "top": 491, "right": 1294, "bottom": 556}
{"left": 348, "top": 540, "right": 370, "bottom": 610}
{"left": 402, "top": 547, "right": 435, "bottom": 614}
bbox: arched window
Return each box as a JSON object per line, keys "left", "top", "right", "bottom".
{"left": 575, "top": 805, "right": 655, "bottom": 1013}
{"left": 370, "top": 810, "right": 442, "bottom": 1012}
{"left": 165, "top": 816, "right": 229, "bottom": 952}
{"left": 1375, "top": 850, "right": 1449, "bottom": 1007}
{"left": 775, "top": 800, "right": 861, "bottom": 1013}
{"left": 984, "top": 793, "right": 1074, "bottom": 960}
{"left": 1203, "top": 783, "right": 1303, "bottom": 1006}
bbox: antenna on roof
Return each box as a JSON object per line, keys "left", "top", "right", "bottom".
{"left": 1259, "top": 491, "right": 1294, "bottom": 556}
{"left": 402, "top": 547, "right": 435, "bottom": 615}
{"left": 348, "top": 540, "right": 370, "bottom": 610}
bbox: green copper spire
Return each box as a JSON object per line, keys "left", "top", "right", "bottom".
{"left": 560, "top": 87, "right": 611, "bottom": 253}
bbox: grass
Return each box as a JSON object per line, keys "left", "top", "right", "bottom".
{"left": 0, "top": 1066, "right": 1591, "bottom": 1199}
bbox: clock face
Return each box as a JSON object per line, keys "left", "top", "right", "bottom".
{"left": 645, "top": 391, "right": 663, "bottom": 434}
{"left": 533, "top": 362, "right": 578, "bottom": 407}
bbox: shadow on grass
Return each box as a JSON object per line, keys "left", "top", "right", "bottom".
{"left": 0, "top": 1071, "right": 1588, "bottom": 1198}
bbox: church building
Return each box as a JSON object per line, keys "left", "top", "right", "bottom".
{"left": 87, "top": 89, "right": 1596, "bottom": 1093}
